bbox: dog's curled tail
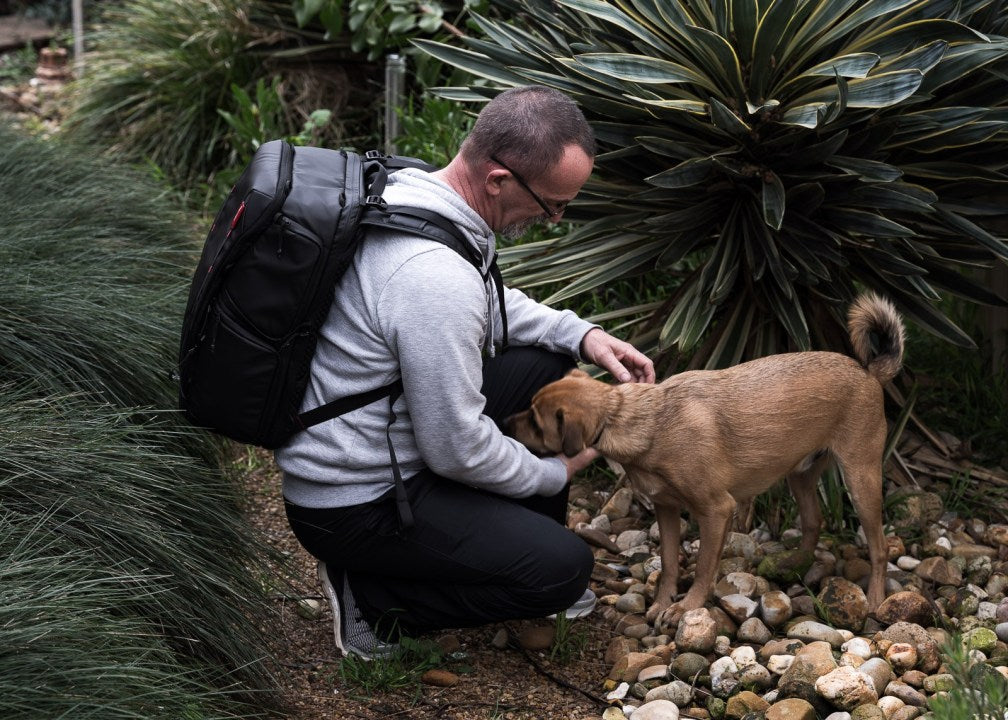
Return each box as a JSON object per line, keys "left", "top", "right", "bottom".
{"left": 848, "top": 292, "right": 905, "bottom": 384}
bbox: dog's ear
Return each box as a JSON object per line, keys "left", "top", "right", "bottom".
{"left": 565, "top": 368, "right": 590, "bottom": 379}
{"left": 558, "top": 408, "right": 585, "bottom": 457}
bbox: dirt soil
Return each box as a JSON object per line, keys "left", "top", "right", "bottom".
{"left": 239, "top": 446, "right": 620, "bottom": 720}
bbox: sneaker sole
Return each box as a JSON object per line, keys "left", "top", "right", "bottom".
{"left": 549, "top": 591, "right": 597, "bottom": 620}
{"left": 317, "top": 562, "right": 362, "bottom": 659}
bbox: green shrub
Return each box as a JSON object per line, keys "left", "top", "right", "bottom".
{"left": 63, "top": 0, "right": 379, "bottom": 193}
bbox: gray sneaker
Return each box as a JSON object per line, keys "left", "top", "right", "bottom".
{"left": 550, "top": 588, "right": 597, "bottom": 620}
{"left": 317, "top": 561, "right": 396, "bottom": 660}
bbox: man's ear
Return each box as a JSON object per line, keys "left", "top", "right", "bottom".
{"left": 485, "top": 166, "right": 507, "bottom": 198}
{"left": 558, "top": 408, "right": 585, "bottom": 457}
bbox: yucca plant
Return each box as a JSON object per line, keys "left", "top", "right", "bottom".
{"left": 417, "top": 0, "right": 1008, "bottom": 371}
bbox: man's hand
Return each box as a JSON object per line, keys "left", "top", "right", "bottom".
{"left": 580, "top": 328, "right": 655, "bottom": 384}
{"left": 559, "top": 446, "right": 600, "bottom": 480}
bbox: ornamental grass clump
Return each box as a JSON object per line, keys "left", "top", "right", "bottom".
{"left": 418, "top": 0, "right": 1008, "bottom": 370}
{"left": 0, "top": 126, "right": 279, "bottom": 718}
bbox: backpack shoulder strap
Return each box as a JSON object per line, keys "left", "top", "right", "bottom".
{"left": 296, "top": 378, "right": 403, "bottom": 430}
{"left": 359, "top": 205, "right": 482, "bottom": 270}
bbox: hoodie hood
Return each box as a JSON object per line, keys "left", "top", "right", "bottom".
{"left": 383, "top": 168, "right": 495, "bottom": 270}
{"left": 382, "top": 168, "right": 503, "bottom": 355}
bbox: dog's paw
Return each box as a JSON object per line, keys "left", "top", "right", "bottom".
{"left": 654, "top": 603, "right": 686, "bottom": 634}
{"left": 645, "top": 601, "right": 666, "bottom": 624}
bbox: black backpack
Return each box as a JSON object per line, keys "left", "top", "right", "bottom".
{"left": 178, "top": 140, "right": 508, "bottom": 458}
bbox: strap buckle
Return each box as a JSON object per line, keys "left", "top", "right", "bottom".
{"left": 364, "top": 195, "right": 387, "bottom": 209}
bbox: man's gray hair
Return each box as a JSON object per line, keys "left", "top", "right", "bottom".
{"left": 460, "top": 85, "right": 596, "bottom": 180}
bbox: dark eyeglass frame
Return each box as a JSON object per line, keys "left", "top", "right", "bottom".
{"left": 490, "top": 154, "right": 567, "bottom": 217}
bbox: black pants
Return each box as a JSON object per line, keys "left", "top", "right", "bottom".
{"left": 284, "top": 346, "right": 593, "bottom": 638}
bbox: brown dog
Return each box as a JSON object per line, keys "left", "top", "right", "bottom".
{"left": 508, "top": 293, "right": 904, "bottom": 627}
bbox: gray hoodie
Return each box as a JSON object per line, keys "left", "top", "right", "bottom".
{"left": 276, "top": 168, "right": 598, "bottom": 508}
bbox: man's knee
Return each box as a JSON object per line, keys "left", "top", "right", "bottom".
{"left": 530, "top": 528, "right": 594, "bottom": 606}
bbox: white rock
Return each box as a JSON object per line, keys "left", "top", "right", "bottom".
{"left": 841, "top": 637, "right": 874, "bottom": 659}
{"left": 730, "top": 645, "right": 758, "bottom": 668}
{"left": 630, "top": 699, "right": 680, "bottom": 720}
{"left": 815, "top": 665, "right": 879, "bottom": 710}
{"left": 644, "top": 680, "right": 692, "bottom": 706}
{"left": 713, "top": 634, "right": 732, "bottom": 656}
{"left": 896, "top": 555, "right": 920, "bottom": 571}
{"left": 759, "top": 590, "right": 793, "bottom": 627}
{"left": 788, "top": 619, "right": 846, "bottom": 647}
{"left": 767, "top": 654, "right": 795, "bottom": 674}
{"left": 720, "top": 593, "right": 759, "bottom": 622}
{"left": 674, "top": 608, "right": 717, "bottom": 653}
{"left": 709, "top": 655, "right": 738, "bottom": 679}
{"left": 824, "top": 713, "right": 852, "bottom": 720}
{"left": 607, "top": 682, "right": 630, "bottom": 701}
{"left": 721, "top": 571, "right": 761, "bottom": 597}
{"left": 710, "top": 655, "right": 739, "bottom": 696}
{"left": 978, "top": 601, "right": 999, "bottom": 621}
{"left": 296, "top": 597, "right": 325, "bottom": 620}
{"left": 617, "top": 529, "right": 650, "bottom": 551}
{"left": 877, "top": 695, "right": 905, "bottom": 718}
{"left": 967, "top": 582, "right": 989, "bottom": 600}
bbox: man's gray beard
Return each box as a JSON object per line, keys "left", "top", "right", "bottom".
{"left": 500, "top": 213, "right": 548, "bottom": 241}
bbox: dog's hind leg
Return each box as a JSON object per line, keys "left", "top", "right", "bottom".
{"left": 838, "top": 456, "right": 887, "bottom": 610}
{"left": 786, "top": 453, "right": 831, "bottom": 554}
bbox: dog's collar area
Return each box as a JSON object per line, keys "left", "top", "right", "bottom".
{"left": 589, "top": 424, "right": 605, "bottom": 448}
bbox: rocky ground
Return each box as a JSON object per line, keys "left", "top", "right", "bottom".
{"left": 239, "top": 424, "right": 1008, "bottom": 720}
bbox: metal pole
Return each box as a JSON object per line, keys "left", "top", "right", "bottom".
{"left": 71, "top": 0, "right": 84, "bottom": 76}
{"left": 384, "top": 54, "right": 406, "bottom": 155}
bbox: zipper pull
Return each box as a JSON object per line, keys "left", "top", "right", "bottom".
{"left": 277, "top": 217, "right": 289, "bottom": 257}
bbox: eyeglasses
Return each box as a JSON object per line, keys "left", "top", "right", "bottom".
{"left": 490, "top": 154, "right": 568, "bottom": 218}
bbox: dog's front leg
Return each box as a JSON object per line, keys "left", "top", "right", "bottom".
{"left": 678, "top": 494, "right": 736, "bottom": 612}
{"left": 646, "top": 501, "right": 681, "bottom": 621}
